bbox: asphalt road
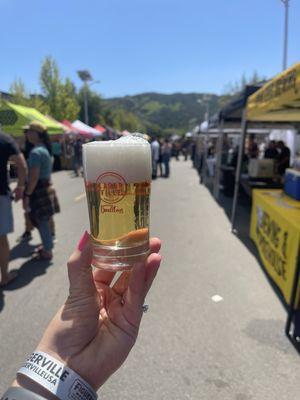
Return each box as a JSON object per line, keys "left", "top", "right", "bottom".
{"left": 0, "top": 160, "right": 300, "bottom": 399}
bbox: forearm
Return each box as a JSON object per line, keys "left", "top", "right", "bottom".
{"left": 17, "top": 165, "right": 27, "bottom": 188}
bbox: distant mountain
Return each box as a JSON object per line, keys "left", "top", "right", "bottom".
{"left": 104, "top": 92, "right": 224, "bottom": 136}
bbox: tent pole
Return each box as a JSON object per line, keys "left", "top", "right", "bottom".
{"left": 230, "top": 109, "right": 248, "bottom": 233}
{"left": 213, "top": 119, "right": 224, "bottom": 200}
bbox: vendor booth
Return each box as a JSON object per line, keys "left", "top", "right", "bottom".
{"left": 230, "top": 62, "right": 300, "bottom": 347}
{"left": 0, "top": 102, "right": 64, "bottom": 136}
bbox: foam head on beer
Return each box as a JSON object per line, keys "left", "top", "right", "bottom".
{"left": 83, "top": 135, "right": 151, "bottom": 183}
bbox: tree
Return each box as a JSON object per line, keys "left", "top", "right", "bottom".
{"left": 223, "top": 71, "right": 266, "bottom": 96}
{"left": 40, "top": 56, "right": 61, "bottom": 117}
{"left": 10, "top": 78, "right": 28, "bottom": 105}
{"left": 78, "top": 87, "right": 103, "bottom": 126}
{"left": 56, "top": 78, "right": 80, "bottom": 121}
{"left": 111, "top": 109, "right": 143, "bottom": 132}
{"left": 28, "top": 95, "right": 50, "bottom": 116}
{"left": 40, "top": 56, "right": 79, "bottom": 121}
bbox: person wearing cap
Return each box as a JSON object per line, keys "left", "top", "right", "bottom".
{"left": 23, "top": 121, "right": 60, "bottom": 261}
{"left": 0, "top": 130, "right": 27, "bottom": 286}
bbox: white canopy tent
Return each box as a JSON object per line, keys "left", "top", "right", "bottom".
{"left": 72, "top": 120, "right": 102, "bottom": 137}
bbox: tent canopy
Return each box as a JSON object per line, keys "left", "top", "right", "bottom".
{"left": 247, "top": 62, "right": 300, "bottom": 122}
{"left": 72, "top": 120, "right": 102, "bottom": 136}
{"left": 208, "top": 85, "right": 263, "bottom": 129}
{"left": 94, "top": 124, "right": 106, "bottom": 133}
{"left": 0, "top": 102, "right": 63, "bottom": 136}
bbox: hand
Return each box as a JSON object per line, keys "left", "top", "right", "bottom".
{"left": 37, "top": 233, "right": 162, "bottom": 390}
{"left": 13, "top": 186, "right": 24, "bottom": 202}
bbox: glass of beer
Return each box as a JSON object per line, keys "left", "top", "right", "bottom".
{"left": 82, "top": 135, "right": 152, "bottom": 271}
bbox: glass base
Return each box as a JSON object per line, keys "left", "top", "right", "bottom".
{"left": 91, "top": 241, "right": 150, "bottom": 271}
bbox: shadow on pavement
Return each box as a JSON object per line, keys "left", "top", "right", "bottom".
{"left": 0, "top": 258, "right": 52, "bottom": 312}
{"left": 215, "top": 189, "right": 290, "bottom": 313}
{"left": 9, "top": 241, "right": 37, "bottom": 262}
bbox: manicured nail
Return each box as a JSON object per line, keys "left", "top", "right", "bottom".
{"left": 77, "top": 231, "right": 89, "bottom": 251}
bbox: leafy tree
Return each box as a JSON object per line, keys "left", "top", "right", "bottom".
{"left": 56, "top": 78, "right": 80, "bottom": 121}
{"left": 40, "top": 56, "right": 79, "bottom": 121}
{"left": 111, "top": 109, "right": 144, "bottom": 132}
{"left": 223, "top": 71, "right": 266, "bottom": 96}
{"left": 40, "top": 56, "right": 61, "bottom": 118}
{"left": 10, "top": 78, "right": 28, "bottom": 105}
{"left": 78, "top": 86, "right": 103, "bottom": 126}
{"left": 28, "top": 95, "right": 50, "bottom": 116}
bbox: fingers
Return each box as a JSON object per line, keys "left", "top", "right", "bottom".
{"left": 144, "top": 253, "right": 162, "bottom": 296}
{"left": 123, "top": 252, "right": 162, "bottom": 318}
{"left": 149, "top": 237, "right": 161, "bottom": 254}
{"left": 67, "top": 231, "right": 95, "bottom": 294}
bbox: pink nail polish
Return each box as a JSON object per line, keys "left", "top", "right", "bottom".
{"left": 77, "top": 231, "right": 89, "bottom": 251}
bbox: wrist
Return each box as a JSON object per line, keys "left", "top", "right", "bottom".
{"left": 17, "top": 350, "right": 98, "bottom": 400}
{"left": 13, "top": 377, "right": 58, "bottom": 400}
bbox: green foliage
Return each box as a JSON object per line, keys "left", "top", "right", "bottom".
{"left": 104, "top": 92, "right": 220, "bottom": 136}
{"left": 40, "top": 56, "right": 80, "bottom": 121}
{"left": 77, "top": 86, "right": 103, "bottom": 126}
{"left": 112, "top": 109, "right": 144, "bottom": 132}
{"left": 10, "top": 79, "right": 28, "bottom": 105}
{"left": 56, "top": 78, "right": 80, "bottom": 121}
{"left": 223, "top": 71, "right": 266, "bottom": 96}
{"left": 40, "top": 56, "right": 61, "bottom": 117}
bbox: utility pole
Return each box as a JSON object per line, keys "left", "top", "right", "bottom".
{"left": 281, "top": 0, "right": 290, "bottom": 71}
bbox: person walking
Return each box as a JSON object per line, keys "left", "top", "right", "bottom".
{"left": 151, "top": 137, "right": 160, "bottom": 179}
{"left": 51, "top": 139, "right": 62, "bottom": 171}
{"left": 23, "top": 121, "right": 60, "bottom": 261}
{"left": 161, "top": 138, "right": 172, "bottom": 178}
{"left": 0, "top": 130, "right": 27, "bottom": 286}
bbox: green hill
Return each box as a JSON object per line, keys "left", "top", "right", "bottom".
{"left": 104, "top": 92, "right": 223, "bottom": 136}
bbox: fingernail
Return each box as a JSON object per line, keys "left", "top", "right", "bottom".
{"left": 77, "top": 231, "right": 89, "bottom": 251}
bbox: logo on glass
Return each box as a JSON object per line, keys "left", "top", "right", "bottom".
{"left": 97, "top": 172, "right": 127, "bottom": 204}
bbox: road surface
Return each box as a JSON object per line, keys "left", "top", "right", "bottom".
{"left": 0, "top": 160, "right": 299, "bottom": 399}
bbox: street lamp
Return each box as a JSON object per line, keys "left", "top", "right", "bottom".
{"left": 281, "top": 0, "right": 290, "bottom": 71}
{"left": 77, "top": 70, "right": 93, "bottom": 125}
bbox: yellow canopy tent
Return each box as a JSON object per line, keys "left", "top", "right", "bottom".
{"left": 247, "top": 62, "right": 300, "bottom": 122}
{"left": 231, "top": 63, "right": 300, "bottom": 345}
{"left": 0, "top": 102, "right": 63, "bottom": 136}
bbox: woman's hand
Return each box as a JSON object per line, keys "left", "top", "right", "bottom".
{"left": 37, "top": 232, "right": 162, "bottom": 390}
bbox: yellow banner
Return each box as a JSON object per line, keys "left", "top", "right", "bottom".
{"left": 247, "top": 62, "right": 300, "bottom": 122}
{"left": 250, "top": 190, "right": 300, "bottom": 305}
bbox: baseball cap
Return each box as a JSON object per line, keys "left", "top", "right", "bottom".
{"left": 23, "top": 120, "right": 47, "bottom": 133}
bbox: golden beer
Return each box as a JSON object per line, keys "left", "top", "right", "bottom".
{"left": 83, "top": 136, "right": 152, "bottom": 270}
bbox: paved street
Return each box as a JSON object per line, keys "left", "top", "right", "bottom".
{"left": 1, "top": 160, "right": 300, "bottom": 399}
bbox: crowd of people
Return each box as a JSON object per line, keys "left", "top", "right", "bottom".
{"left": 150, "top": 136, "right": 193, "bottom": 179}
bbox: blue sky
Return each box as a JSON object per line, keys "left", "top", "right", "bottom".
{"left": 1, "top": 0, "right": 299, "bottom": 98}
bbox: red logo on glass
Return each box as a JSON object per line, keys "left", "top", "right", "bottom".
{"left": 97, "top": 172, "right": 127, "bottom": 204}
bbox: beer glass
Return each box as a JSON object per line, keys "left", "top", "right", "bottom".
{"left": 82, "top": 136, "right": 152, "bottom": 271}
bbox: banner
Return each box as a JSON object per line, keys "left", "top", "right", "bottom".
{"left": 250, "top": 189, "right": 300, "bottom": 305}
{"left": 247, "top": 62, "right": 300, "bottom": 122}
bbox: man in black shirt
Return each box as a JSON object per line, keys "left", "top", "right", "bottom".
{"left": 0, "top": 131, "right": 27, "bottom": 286}
{"left": 277, "top": 140, "right": 291, "bottom": 175}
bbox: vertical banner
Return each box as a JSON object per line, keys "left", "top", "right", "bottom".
{"left": 250, "top": 190, "right": 300, "bottom": 305}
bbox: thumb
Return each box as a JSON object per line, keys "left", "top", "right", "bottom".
{"left": 67, "top": 231, "right": 95, "bottom": 295}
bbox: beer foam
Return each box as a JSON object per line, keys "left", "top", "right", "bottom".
{"left": 83, "top": 135, "right": 152, "bottom": 183}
